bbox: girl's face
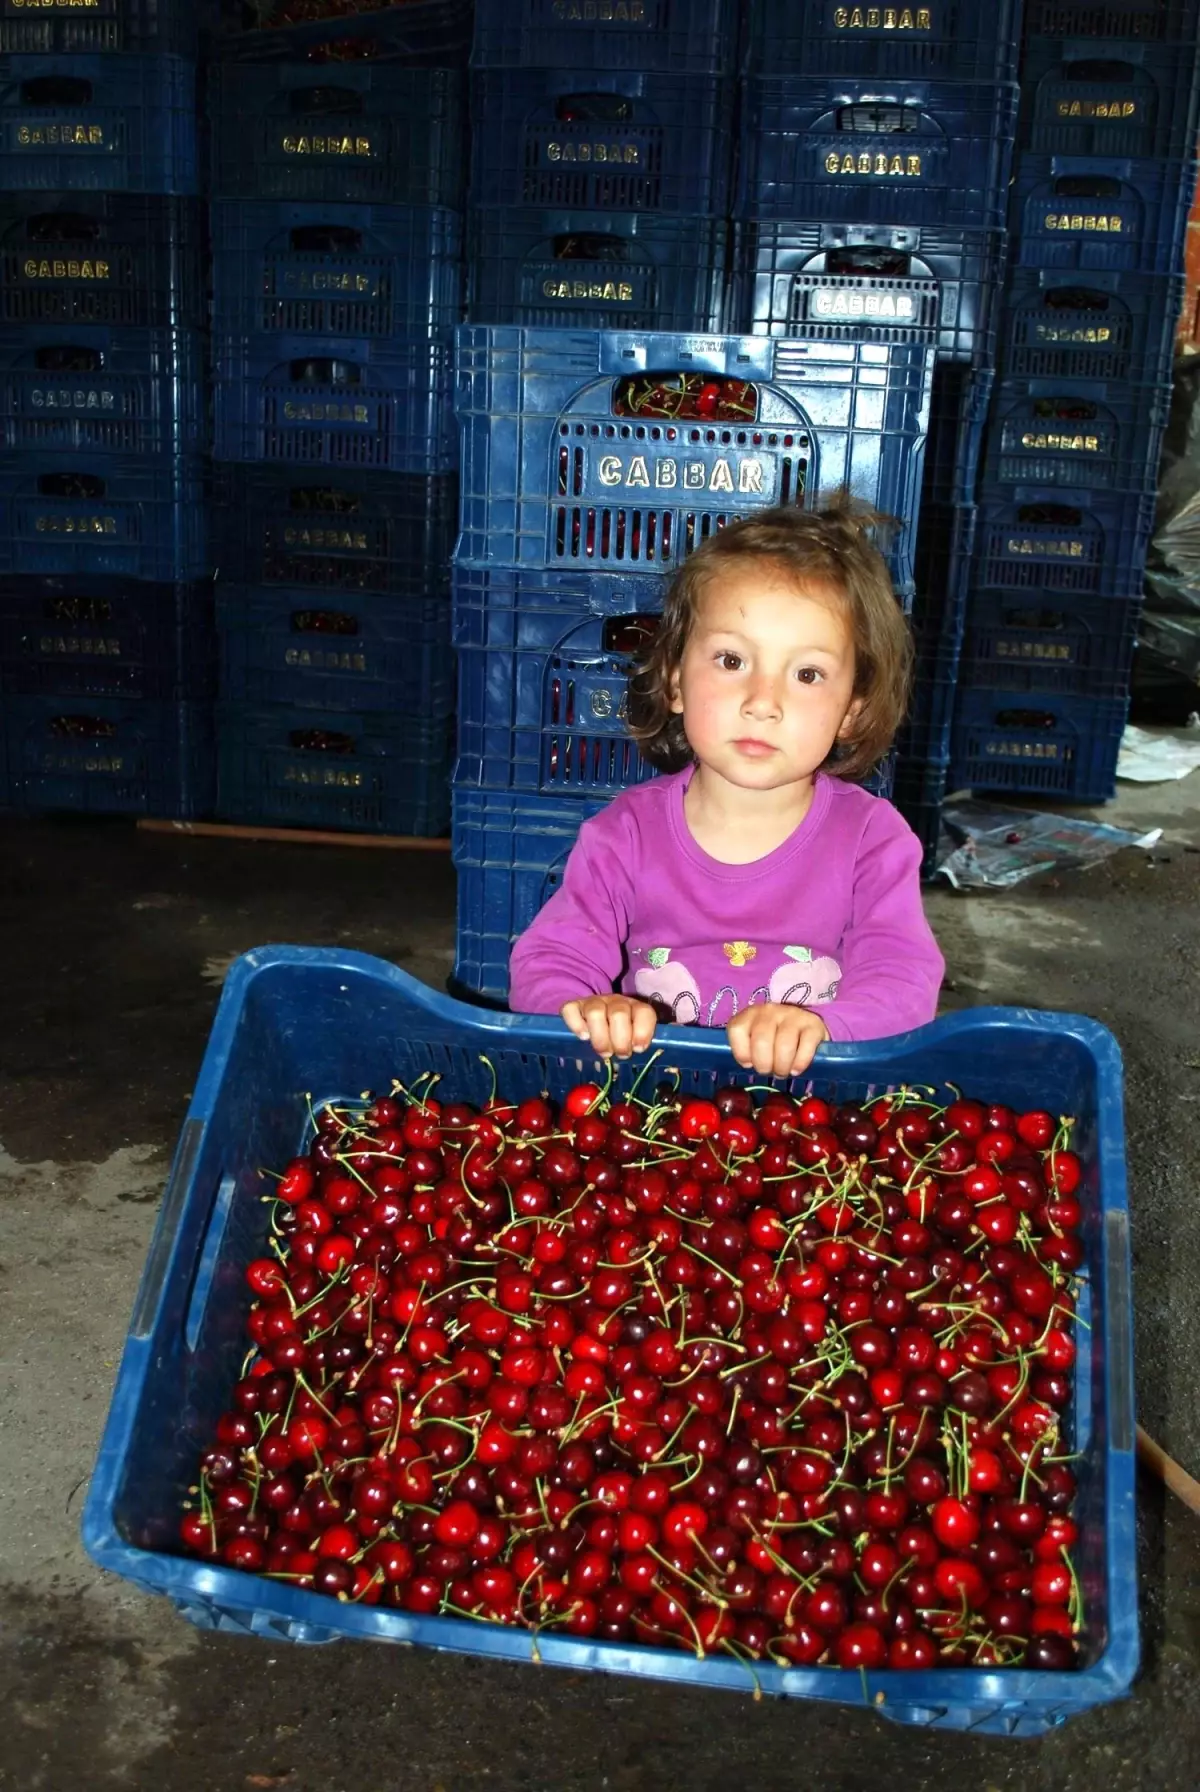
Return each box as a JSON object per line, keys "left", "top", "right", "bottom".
{"left": 669, "top": 560, "right": 860, "bottom": 796}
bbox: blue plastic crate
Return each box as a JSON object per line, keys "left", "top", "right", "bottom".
{"left": 1019, "top": 35, "right": 1200, "bottom": 160}
{"left": 0, "top": 324, "right": 205, "bottom": 460}
{"left": 215, "top": 701, "right": 452, "bottom": 835}
{"left": 217, "top": 583, "right": 453, "bottom": 717}
{"left": 1010, "top": 152, "right": 1196, "bottom": 276}
{"left": 2, "top": 691, "right": 212, "bottom": 815}
{"left": 213, "top": 465, "right": 456, "bottom": 599}
{"left": 210, "top": 0, "right": 470, "bottom": 63}
{"left": 208, "top": 62, "right": 464, "bottom": 209}
{"left": 80, "top": 943, "right": 1138, "bottom": 1734}
{"left": 737, "top": 75, "right": 1018, "bottom": 234}
{"left": 921, "top": 363, "right": 992, "bottom": 507}
{"left": 466, "top": 206, "right": 729, "bottom": 335}
{"left": 744, "top": 0, "right": 1023, "bottom": 82}
{"left": 0, "top": 191, "right": 206, "bottom": 330}
{"left": 951, "top": 685, "right": 1129, "bottom": 799}
{"left": 468, "top": 67, "right": 734, "bottom": 215}
{"left": 0, "top": 52, "right": 198, "bottom": 193}
{"left": 962, "top": 587, "right": 1142, "bottom": 696}
{"left": 211, "top": 201, "right": 463, "bottom": 346}
{"left": 0, "top": 0, "right": 199, "bottom": 53}
{"left": 471, "top": 0, "right": 736, "bottom": 74}
{"left": 902, "top": 677, "right": 957, "bottom": 766}
{"left": 999, "top": 268, "right": 1187, "bottom": 386}
{"left": 1024, "top": 0, "right": 1200, "bottom": 41}
{"left": 0, "top": 573, "right": 214, "bottom": 699}
{"left": 977, "top": 483, "right": 1156, "bottom": 596}
{"left": 452, "top": 562, "right": 668, "bottom": 647}
{"left": 452, "top": 784, "right": 603, "bottom": 997}
{"left": 891, "top": 754, "right": 952, "bottom": 878}
{"left": 911, "top": 498, "right": 976, "bottom": 633}
{"left": 0, "top": 451, "right": 207, "bottom": 581}
{"left": 732, "top": 220, "right": 1006, "bottom": 366}
{"left": 982, "top": 374, "right": 1170, "bottom": 494}
{"left": 455, "top": 606, "right": 658, "bottom": 798}
{"left": 214, "top": 333, "right": 455, "bottom": 477}
{"left": 454, "top": 326, "right": 932, "bottom": 589}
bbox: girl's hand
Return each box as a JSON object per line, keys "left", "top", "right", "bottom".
{"left": 727, "top": 1003, "right": 830, "bottom": 1078}
{"left": 561, "top": 995, "right": 659, "bottom": 1059}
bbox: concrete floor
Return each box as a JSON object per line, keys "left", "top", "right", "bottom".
{"left": 2, "top": 770, "right": 1200, "bottom": 1792}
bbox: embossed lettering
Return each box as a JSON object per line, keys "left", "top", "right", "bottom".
{"left": 23, "top": 257, "right": 110, "bottom": 281}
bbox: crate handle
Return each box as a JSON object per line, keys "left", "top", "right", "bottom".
{"left": 288, "top": 357, "right": 361, "bottom": 385}
{"left": 26, "top": 211, "right": 101, "bottom": 244}
{"left": 555, "top": 92, "right": 635, "bottom": 123}
{"left": 552, "top": 231, "right": 629, "bottom": 262}
{"left": 21, "top": 75, "right": 93, "bottom": 106}
{"left": 34, "top": 344, "right": 103, "bottom": 373}
{"left": 290, "top": 607, "right": 360, "bottom": 637}
{"left": 287, "top": 481, "right": 361, "bottom": 513}
{"left": 826, "top": 246, "right": 911, "bottom": 277}
{"left": 129, "top": 1117, "right": 206, "bottom": 1340}
{"left": 1001, "top": 604, "right": 1070, "bottom": 630}
{"left": 1032, "top": 396, "right": 1098, "bottom": 420}
{"left": 601, "top": 613, "right": 658, "bottom": 656}
{"left": 994, "top": 708, "right": 1059, "bottom": 730}
{"left": 1017, "top": 502, "right": 1083, "bottom": 525}
{"left": 183, "top": 1172, "right": 239, "bottom": 1357}
{"left": 1105, "top": 1208, "right": 1134, "bottom": 1454}
{"left": 1053, "top": 174, "right": 1121, "bottom": 198}
{"left": 289, "top": 85, "right": 364, "bottom": 117}
{"left": 38, "top": 470, "right": 105, "bottom": 498}
{"left": 834, "top": 102, "right": 921, "bottom": 135}
{"left": 50, "top": 712, "right": 115, "bottom": 739}
{"left": 289, "top": 727, "right": 356, "bottom": 753}
{"left": 1041, "top": 286, "right": 1110, "bottom": 312}
{"left": 290, "top": 224, "right": 363, "bottom": 254}
{"left": 1061, "top": 57, "right": 1137, "bottom": 81}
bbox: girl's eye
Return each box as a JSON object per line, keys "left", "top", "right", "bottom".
{"left": 717, "top": 652, "right": 744, "bottom": 671}
{"left": 796, "top": 667, "right": 824, "bottom": 685}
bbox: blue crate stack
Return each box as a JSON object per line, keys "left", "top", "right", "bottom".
{"left": 731, "top": 0, "right": 1027, "bottom": 873}
{"left": 206, "top": 2, "right": 471, "bottom": 836}
{"left": 0, "top": 5, "right": 211, "bottom": 818}
{"left": 946, "top": 1, "right": 1200, "bottom": 809}
{"left": 463, "top": 0, "right": 738, "bottom": 333}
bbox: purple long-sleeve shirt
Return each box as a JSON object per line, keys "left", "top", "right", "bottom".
{"left": 509, "top": 767, "right": 944, "bottom": 1041}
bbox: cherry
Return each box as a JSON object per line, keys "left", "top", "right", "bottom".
{"left": 1025, "top": 1633, "right": 1076, "bottom": 1671}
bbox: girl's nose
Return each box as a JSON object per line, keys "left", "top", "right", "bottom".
{"left": 742, "top": 674, "right": 783, "bottom": 718}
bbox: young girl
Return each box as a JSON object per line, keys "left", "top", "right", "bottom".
{"left": 508, "top": 500, "right": 944, "bottom": 1076}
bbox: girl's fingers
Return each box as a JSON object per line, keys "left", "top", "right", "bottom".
{"left": 790, "top": 1016, "right": 830, "bottom": 1076}
{"left": 560, "top": 999, "right": 590, "bottom": 1041}
{"left": 562, "top": 997, "right": 658, "bottom": 1059}
{"left": 605, "top": 1002, "right": 634, "bottom": 1059}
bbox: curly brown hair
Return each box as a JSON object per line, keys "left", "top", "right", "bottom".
{"left": 626, "top": 497, "right": 912, "bottom": 782}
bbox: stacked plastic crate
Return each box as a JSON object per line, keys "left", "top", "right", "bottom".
{"left": 0, "top": 3, "right": 208, "bottom": 818}
{"left": 732, "top": 0, "right": 1025, "bottom": 872}
{"left": 206, "top": 3, "right": 469, "bottom": 835}
{"left": 950, "top": 0, "right": 1200, "bottom": 806}
{"left": 464, "top": 0, "right": 738, "bottom": 332}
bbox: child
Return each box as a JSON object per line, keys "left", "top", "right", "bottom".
{"left": 508, "top": 499, "right": 944, "bottom": 1077}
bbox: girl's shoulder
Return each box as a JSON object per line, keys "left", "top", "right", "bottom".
{"left": 584, "top": 767, "right": 689, "bottom": 843}
{"left": 820, "top": 776, "right": 921, "bottom": 851}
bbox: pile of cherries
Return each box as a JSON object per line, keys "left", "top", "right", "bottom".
{"left": 181, "top": 1066, "right": 1087, "bottom": 1676}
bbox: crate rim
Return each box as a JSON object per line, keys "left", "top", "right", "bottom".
{"left": 82, "top": 947, "right": 1137, "bottom": 1727}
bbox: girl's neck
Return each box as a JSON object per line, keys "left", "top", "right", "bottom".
{"left": 683, "top": 764, "right": 818, "bottom": 865}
